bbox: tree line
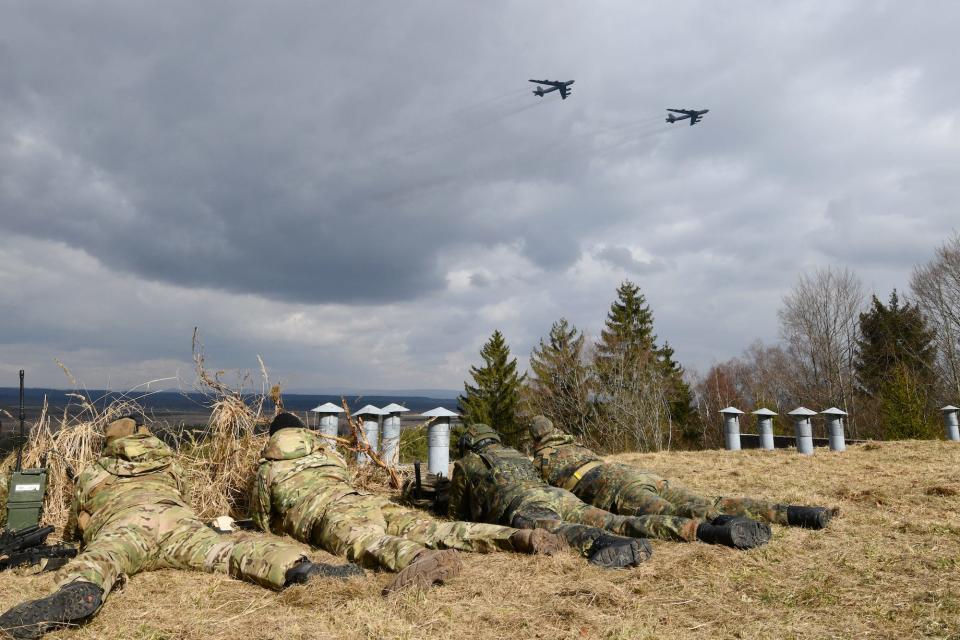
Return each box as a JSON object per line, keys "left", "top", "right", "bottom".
{"left": 459, "top": 233, "right": 960, "bottom": 451}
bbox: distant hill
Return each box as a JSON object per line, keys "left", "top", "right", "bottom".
{"left": 0, "top": 388, "right": 459, "bottom": 415}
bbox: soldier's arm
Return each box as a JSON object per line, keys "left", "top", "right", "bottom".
{"left": 0, "top": 468, "right": 9, "bottom": 529}
{"left": 61, "top": 473, "right": 85, "bottom": 542}
{"left": 173, "top": 462, "right": 193, "bottom": 504}
{"left": 447, "top": 459, "right": 471, "bottom": 519}
{"left": 250, "top": 464, "right": 273, "bottom": 532}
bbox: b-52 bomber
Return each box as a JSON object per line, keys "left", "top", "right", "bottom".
{"left": 666, "top": 108, "right": 709, "bottom": 126}
{"left": 530, "top": 79, "right": 574, "bottom": 100}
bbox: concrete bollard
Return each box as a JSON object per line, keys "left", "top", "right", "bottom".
{"left": 422, "top": 407, "right": 459, "bottom": 476}
{"left": 719, "top": 407, "right": 744, "bottom": 451}
{"left": 788, "top": 407, "right": 817, "bottom": 455}
{"left": 380, "top": 403, "right": 410, "bottom": 467}
{"left": 353, "top": 405, "right": 384, "bottom": 464}
{"left": 821, "top": 407, "right": 848, "bottom": 452}
{"left": 310, "top": 402, "right": 344, "bottom": 444}
{"left": 752, "top": 408, "right": 777, "bottom": 450}
{"left": 942, "top": 405, "right": 960, "bottom": 441}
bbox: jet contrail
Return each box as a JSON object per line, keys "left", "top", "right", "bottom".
{"left": 594, "top": 125, "right": 672, "bottom": 155}
{"left": 402, "top": 98, "right": 547, "bottom": 156}
{"left": 357, "top": 88, "right": 531, "bottom": 159}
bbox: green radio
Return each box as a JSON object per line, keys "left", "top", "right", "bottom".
{"left": 4, "top": 370, "right": 47, "bottom": 531}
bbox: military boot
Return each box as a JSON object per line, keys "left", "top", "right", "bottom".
{"left": 382, "top": 549, "right": 463, "bottom": 596}
{"left": 508, "top": 529, "right": 567, "bottom": 555}
{"left": 786, "top": 506, "right": 836, "bottom": 529}
{"left": 284, "top": 560, "right": 365, "bottom": 586}
{"left": 0, "top": 581, "right": 103, "bottom": 639}
{"left": 697, "top": 516, "right": 771, "bottom": 549}
{"left": 587, "top": 533, "right": 653, "bottom": 569}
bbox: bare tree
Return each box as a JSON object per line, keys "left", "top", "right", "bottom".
{"left": 777, "top": 266, "right": 865, "bottom": 436}
{"left": 911, "top": 232, "right": 960, "bottom": 402}
{"left": 590, "top": 344, "right": 674, "bottom": 453}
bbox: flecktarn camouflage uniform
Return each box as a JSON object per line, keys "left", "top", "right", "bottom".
{"left": 251, "top": 427, "right": 527, "bottom": 572}
{"left": 56, "top": 432, "right": 307, "bottom": 598}
{"left": 447, "top": 424, "right": 699, "bottom": 555}
{"left": 532, "top": 425, "right": 790, "bottom": 524}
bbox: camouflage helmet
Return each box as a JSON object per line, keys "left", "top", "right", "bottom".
{"left": 528, "top": 415, "right": 559, "bottom": 442}
{"left": 457, "top": 423, "right": 501, "bottom": 457}
{"left": 104, "top": 414, "right": 150, "bottom": 443}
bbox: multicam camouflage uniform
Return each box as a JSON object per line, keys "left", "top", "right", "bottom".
{"left": 448, "top": 425, "right": 702, "bottom": 550}
{"left": 0, "top": 469, "right": 8, "bottom": 529}
{"left": 532, "top": 422, "right": 790, "bottom": 525}
{"left": 250, "top": 427, "right": 528, "bottom": 572}
{"left": 58, "top": 432, "right": 307, "bottom": 599}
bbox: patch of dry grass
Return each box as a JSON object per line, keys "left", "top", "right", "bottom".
{"left": 3, "top": 440, "right": 959, "bottom": 638}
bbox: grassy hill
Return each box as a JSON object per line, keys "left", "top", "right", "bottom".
{"left": 1, "top": 440, "right": 958, "bottom": 639}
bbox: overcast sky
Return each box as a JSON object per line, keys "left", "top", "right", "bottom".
{"left": 1, "top": 1, "right": 958, "bottom": 392}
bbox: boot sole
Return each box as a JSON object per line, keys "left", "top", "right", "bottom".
{"left": 0, "top": 583, "right": 101, "bottom": 640}
{"left": 588, "top": 539, "right": 652, "bottom": 569}
{"left": 382, "top": 550, "right": 463, "bottom": 596}
{"left": 729, "top": 520, "right": 772, "bottom": 549}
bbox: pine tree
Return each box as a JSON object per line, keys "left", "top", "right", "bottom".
{"left": 526, "top": 318, "right": 595, "bottom": 438}
{"left": 591, "top": 281, "right": 693, "bottom": 451}
{"left": 657, "top": 340, "right": 696, "bottom": 434}
{"left": 459, "top": 330, "right": 527, "bottom": 447}
{"left": 855, "top": 290, "right": 937, "bottom": 395}
{"left": 595, "top": 281, "right": 656, "bottom": 367}
{"left": 856, "top": 290, "right": 938, "bottom": 439}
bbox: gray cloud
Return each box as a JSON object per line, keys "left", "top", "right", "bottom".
{"left": 595, "top": 246, "right": 669, "bottom": 276}
{"left": 1, "top": 1, "right": 958, "bottom": 389}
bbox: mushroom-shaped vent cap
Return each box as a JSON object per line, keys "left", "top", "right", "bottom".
{"left": 381, "top": 403, "right": 410, "bottom": 414}
{"left": 310, "top": 402, "right": 345, "bottom": 413}
{"left": 941, "top": 405, "right": 960, "bottom": 412}
{"left": 422, "top": 407, "right": 459, "bottom": 418}
{"left": 752, "top": 408, "right": 778, "bottom": 416}
{"left": 719, "top": 406, "right": 745, "bottom": 415}
{"left": 821, "top": 407, "right": 848, "bottom": 416}
{"left": 788, "top": 407, "right": 818, "bottom": 417}
{"left": 354, "top": 405, "right": 385, "bottom": 416}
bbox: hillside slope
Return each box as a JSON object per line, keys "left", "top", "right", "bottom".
{"left": 1, "top": 440, "right": 957, "bottom": 639}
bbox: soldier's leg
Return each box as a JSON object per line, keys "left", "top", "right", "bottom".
{"left": 610, "top": 481, "right": 681, "bottom": 517}
{"left": 1, "top": 519, "right": 154, "bottom": 639}
{"left": 610, "top": 473, "right": 718, "bottom": 520}
{"left": 711, "top": 495, "right": 790, "bottom": 525}
{"left": 641, "top": 474, "right": 794, "bottom": 526}
{"left": 157, "top": 505, "right": 307, "bottom": 590}
{"left": 314, "top": 493, "right": 426, "bottom": 571}
{"left": 509, "top": 502, "right": 649, "bottom": 568}
{"left": 552, "top": 487, "right": 701, "bottom": 542}
{"left": 56, "top": 519, "right": 153, "bottom": 598}
{"left": 379, "top": 499, "right": 519, "bottom": 553}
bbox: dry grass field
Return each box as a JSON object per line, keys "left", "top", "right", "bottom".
{"left": 2, "top": 440, "right": 958, "bottom": 640}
